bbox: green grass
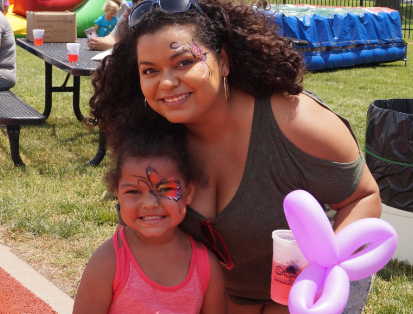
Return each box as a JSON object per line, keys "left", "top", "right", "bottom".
{"left": 0, "top": 47, "right": 118, "bottom": 297}
{"left": 0, "top": 44, "right": 412, "bottom": 310}
{"left": 304, "top": 58, "right": 413, "bottom": 151}
{"left": 364, "top": 260, "right": 413, "bottom": 313}
{"left": 300, "top": 52, "right": 413, "bottom": 313}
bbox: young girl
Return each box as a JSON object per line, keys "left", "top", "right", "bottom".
{"left": 93, "top": 0, "right": 121, "bottom": 38}
{"left": 73, "top": 132, "right": 227, "bottom": 314}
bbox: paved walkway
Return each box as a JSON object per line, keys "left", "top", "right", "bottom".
{"left": 0, "top": 243, "right": 74, "bottom": 314}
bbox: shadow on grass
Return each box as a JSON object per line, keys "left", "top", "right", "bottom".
{"left": 378, "top": 259, "right": 413, "bottom": 282}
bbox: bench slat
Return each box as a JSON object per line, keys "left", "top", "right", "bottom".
{"left": 0, "top": 90, "right": 45, "bottom": 125}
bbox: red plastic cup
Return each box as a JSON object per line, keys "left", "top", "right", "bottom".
{"left": 66, "top": 43, "right": 80, "bottom": 62}
{"left": 33, "top": 29, "right": 45, "bottom": 46}
{"left": 34, "top": 38, "right": 43, "bottom": 45}
{"left": 68, "top": 54, "right": 79, "bottom": 62}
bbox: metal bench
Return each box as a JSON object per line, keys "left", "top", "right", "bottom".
{"left": 0, "top": 90, "right": 46, "bottom": 166}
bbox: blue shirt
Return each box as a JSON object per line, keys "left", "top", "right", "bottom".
{"left": 94, "top": 15, "right": 119, "bottom": 37}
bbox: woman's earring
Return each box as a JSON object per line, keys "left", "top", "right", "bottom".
{"left": 224, "top": 76, "right": 230, "bottom": 103}
{"left": 144, "top": 98, "right": 147, "bottom": 108}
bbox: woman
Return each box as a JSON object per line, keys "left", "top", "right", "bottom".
{"left": 0, "top": 0, "right": 16, "bottom": 91}
{"left": 89, "top": 0, "right": 381, "bottom": 312}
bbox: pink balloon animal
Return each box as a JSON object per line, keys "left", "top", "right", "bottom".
{"left": 283, "top": 190, "right": 397, "bottom": 314}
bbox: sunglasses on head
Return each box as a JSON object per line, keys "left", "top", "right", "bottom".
{"left": 200, "top": 218, "right": 234, "bottom": 270}
{"left": 128, "top": 0, "right": 209, "bottom": 28}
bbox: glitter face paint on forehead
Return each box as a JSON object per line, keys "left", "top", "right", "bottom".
{"left": 135, "top": 166, "right": 183, "bottom": 202}
{"left": 170, "top": 39, "right": 212, "bottom": 81}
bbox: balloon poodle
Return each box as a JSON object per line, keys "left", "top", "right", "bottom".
{"left": 283, "top": 190, "right": 397, "bottom": 314}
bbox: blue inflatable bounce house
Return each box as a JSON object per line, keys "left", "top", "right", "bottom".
{"left": 269, "top": 5, "right": 407, "bottom": 71}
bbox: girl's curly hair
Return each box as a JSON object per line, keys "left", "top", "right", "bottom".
{"left": 105, "top": 128, "right": 209, "bottom": 194}
{"left": 89, "top": 0, "right": 305, "bottom": 153}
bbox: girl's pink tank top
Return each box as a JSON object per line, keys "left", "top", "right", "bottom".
{"left": 108, "top": 228, "right": 210, "bottom": 314}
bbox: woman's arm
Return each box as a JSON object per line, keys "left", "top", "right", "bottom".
{"left": 72, "top": 237, "right": 116, "bottom": 314}
{"left": 329, "top": 164, "right": 380, "bottom": 233}
{"left": 200, "top": 250, "right": 228, "bottom": 314}
{"left": 271, "top": 92, "right": 381, "bottom": 233}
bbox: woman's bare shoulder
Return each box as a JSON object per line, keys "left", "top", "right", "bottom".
{"left": 270, "top": 92, "right": 359, "bottom": 163}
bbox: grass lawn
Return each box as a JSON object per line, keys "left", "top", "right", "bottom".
{"left": 0, "top": 42, "right": 412, "bottom": 312}
{"left": 304, "top": 48, "right": 413, "bottom": 313}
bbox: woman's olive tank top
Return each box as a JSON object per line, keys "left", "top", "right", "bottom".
{"left": 178, "top": 90, "right": 365, "bottom": 303}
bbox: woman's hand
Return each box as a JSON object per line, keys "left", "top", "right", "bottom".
{"left": 88, "top": 34, "right": 118, "bottom": 51}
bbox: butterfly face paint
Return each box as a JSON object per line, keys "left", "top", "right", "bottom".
{"left": 146, "top": 166, "right": 182, "bottom": 201}
{"left": 170, "top": 40, "right": 212, "bottom": 82}
{"left": 135, "top": 166, "right": 183, "bottom": 211}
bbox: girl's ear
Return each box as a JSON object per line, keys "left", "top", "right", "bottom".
{"left": 185, "top": 181, "right": 196, "bottom": 205}
{"left": 219, "top": 44, "right": 230, "bottom": 77}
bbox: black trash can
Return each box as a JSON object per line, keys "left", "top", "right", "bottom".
{"left": 365, "top": 99, "right": 413, "bottom": 264}
{"left": 365, "top": 98, "right": 413, "bottom": 212}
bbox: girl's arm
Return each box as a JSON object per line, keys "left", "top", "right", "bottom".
{"left": 94, "top": 24, "right": 99, "bottom": 33}
{"left": 200, "top": 250, "right": 228, "bottom": 314}
{"left": 72, "top": 237, "right": 116, "bottom": 314}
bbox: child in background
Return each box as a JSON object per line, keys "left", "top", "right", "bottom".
{"left": 2, "top": 0, "right": 10, "bottom": 14}
{"left": 116, "top": 0, "right": 130, "bottom": 18}
{"left": 88, "top": 0, "right": 140, "bottom": 51}
{"left": 73, "top": 132, "right": 227, "bottom": 314}
{"left": 94, "top": 0, "right": 121, "bottom": 37}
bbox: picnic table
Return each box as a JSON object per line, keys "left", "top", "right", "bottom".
{"left": 0, "top": 90, "right": 46, "bottom": 166}
{"left": 15, "top": 38, "right": 106, "bottom": 166}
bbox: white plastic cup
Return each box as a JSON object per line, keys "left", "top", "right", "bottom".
{"left": 33, "top": 29, "right": 45, "bottom": 45}
{"left": 271, "top": 230, "right": 309, "bottom": 305}
{"left": 66, "top": 43, "right": 80, "bottom": 62}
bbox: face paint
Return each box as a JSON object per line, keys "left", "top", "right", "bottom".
{"left": 170, "top": 40, "right": 212, "bottom": 82}
{"left": 135, "top": 166, "right": 182, "bottom": 205}
{"left": 147, "top": 166, "right": 182, "bottom": 201}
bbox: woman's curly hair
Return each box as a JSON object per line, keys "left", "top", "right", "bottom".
{"left": 89, "top": 0, "right": 306, "bottom": 153}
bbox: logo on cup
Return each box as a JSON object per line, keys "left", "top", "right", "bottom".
{"left": 273, "top": 260, "right": 301, "bottom": 284}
